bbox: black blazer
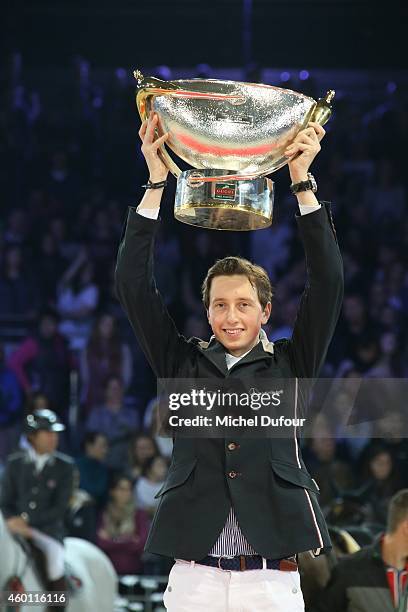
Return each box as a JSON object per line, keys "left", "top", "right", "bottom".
{"left": 114, "top": 203, "right": 344, "bottom": 560}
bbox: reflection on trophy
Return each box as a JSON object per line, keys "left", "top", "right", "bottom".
{"left": 134, "top": 70, "right": 334, "bottom": 231}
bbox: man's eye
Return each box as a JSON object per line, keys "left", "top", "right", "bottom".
{"left": 215, "top": 303, "right": 224, "bottom": 308}
{"left": 240, "top": 303, "right": 249, "bottom": 307}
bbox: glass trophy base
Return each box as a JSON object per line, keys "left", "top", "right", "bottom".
{"left": 174, "top": 170, "right": 274, "bottom": 231}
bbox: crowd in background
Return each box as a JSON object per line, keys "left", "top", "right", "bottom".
{"left": 0, "top": 55, "right": 408, "bottom": 578}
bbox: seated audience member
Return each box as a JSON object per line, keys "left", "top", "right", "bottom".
{"left": 310, "top": 489, "right": 408, "bottom": 612}
{"left": 86, "top": 376, "right": 139, "bottom": 470}
{"left": 96, "top": 474, "right": 150, "bottom": 575}
{"left": 8, "top": 309, "right": 71, "bottom": 412}
{"left": 79, "top": 313, "right": 132, "bottom": 413}
{"left": 133, "top": 455, "right": 168, "bottom": 518}
{"left": 358, "top": 412, "right": 408, "bottom": 488}
{"left": 127, "top": 432, "right": 160, "bottom": 480}
{"left": 360, "top": 444, "right": 404, "bottom": 528}
{"left": 56, "top": 248, "right": 99, "bottom": 351}
{"left": 76, "top": 432, "right": 110, "bottom": 509}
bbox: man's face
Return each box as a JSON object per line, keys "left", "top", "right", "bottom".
{"left": 207, "top": 275, "right": 271, "bottom": 357}
{"left": 30, "top": 430, "right": 59, "bottom": 454}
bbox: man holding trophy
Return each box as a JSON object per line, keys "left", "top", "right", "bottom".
{"left": 115, "top": 74, "right": 344, "bottom": 611}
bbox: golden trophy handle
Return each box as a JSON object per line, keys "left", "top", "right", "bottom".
{"left": 310, "top": 90, "right": 335, "bottom": 126}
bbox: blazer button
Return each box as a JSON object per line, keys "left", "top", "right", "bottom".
{"left": 227, "top": 442, "right": 238, "bottom": 451}
{"left": 228, "top": 471, "right": 237, "bottom": 479}
{"left": 28, "top": 501, "right": 37, "bottom": 510}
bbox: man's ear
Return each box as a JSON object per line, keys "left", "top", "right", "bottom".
{"left": 262, "top": 302, "right": 272, "bottom": 324}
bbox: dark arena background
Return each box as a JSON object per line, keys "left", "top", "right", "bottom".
{"left": 0, "top": 1, "right": 407, "bottom": 611}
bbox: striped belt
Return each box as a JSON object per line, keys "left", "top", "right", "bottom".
{"left": 195, "top": 554, "right": 298, "bottom": 572}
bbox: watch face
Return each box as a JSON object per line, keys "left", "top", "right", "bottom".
{"left": 308, "top": 174, "right": 317, "bottom": 192}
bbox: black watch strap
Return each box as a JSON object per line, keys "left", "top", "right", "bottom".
{"left": 142, "top": 179, "right": 168, "bottom": 189}
{"left": 290, "top": 173, "right": 317, "bottom": 195}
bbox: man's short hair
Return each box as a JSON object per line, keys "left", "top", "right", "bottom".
{"left": 386, "top": 489, "right": 408, "bottom": 533}
{"left": 201, "top": 256, "right": 273, "bottom": 310}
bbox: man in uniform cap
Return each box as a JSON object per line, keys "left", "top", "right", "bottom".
{"left": 0, "top": 409, "right": 74, "bottom": 610}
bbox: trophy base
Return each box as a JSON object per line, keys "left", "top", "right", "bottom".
{"left": 174, "top": 170, "right": 274, "bottom": 231}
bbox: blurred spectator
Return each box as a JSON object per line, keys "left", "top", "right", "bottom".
{"left": 48, "top": 217, "right": 77, "bottom": 261}
{"left": 133, "top": 455, "right": 168, "bottom": 518}
{"left": 26, "top": 391, "right": 51, "bottom": 412}
{"left": 57, "top": 248, "right": 99, "bottom": 350}
{"left": 76, "top": 431, "right": 110, "bottom": 509}
{"left": 0, "top": 245, "right": 39, "bottom": 317}
{"left": 79, "top": 313, "right": 132, "bottom": 412}
{"left": 127, "top": 432, "right": 160, "bottom": 480}
{"left": 334, "top": 295, "right": 378, "bottom": 370}
{"left": 86, "top": 210, "right": 117, "bottom": 287}
{"left": 85, "top": 376, "right": 139, "bottom": 470}
{"left": 303, "top": 416, "right": 355, "bottom": 508}
{"left": 3, "top": 208, "right": 28, "bottom": 245}
{"left": 46, "top": 151, "right": 80, "bottom": 210}
{"left": 310, "top": 489, "right": 408, "bottom": 612}
{"left": 370, "top": 412, "right": 408, "bottom": 488}
{"left": 7, "top": 309, "right": 71, "bottom": 412}
{"left": 366, "top": 331, "right": 405, "bottom": 377}
{"left": 96, "top": 474, "right": 150, "bottom": 575}
{"left": 0, "top": 342, "right": 23, "bottom": 460}
{"left": 363, "top": 159, "right": 406, "bottom": 226}
{"left": 359, "top": 444, "right": 404, "bottom": 527}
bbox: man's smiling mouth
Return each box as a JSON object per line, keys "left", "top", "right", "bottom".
{"left": 223, "top": 329, "right": 244, "bottom": 336}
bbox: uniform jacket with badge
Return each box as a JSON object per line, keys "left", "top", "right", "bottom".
{"left": 310, "top": 535, "right": 408, "bottom": 612}
{"left": 0, "top": 449, "right": 75, "bottom": 542}
{"left": 114, "top": 203, "right": 344, "bottom": 561}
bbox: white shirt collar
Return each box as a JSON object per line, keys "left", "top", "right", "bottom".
{"left": 27, "top": 443, "right": 51, "bottom": 473}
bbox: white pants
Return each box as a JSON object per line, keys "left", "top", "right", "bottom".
{"left": 30, "top": 528, "right": 65, "bottom": 581}
{"left": 163, "top": 559, "right": 305, "bottom": 612}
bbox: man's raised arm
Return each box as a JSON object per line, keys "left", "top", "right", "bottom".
{"left": 283, "top": 122, "right": 344, "bottom": 379}
{"left": 114, "top": 113, "right": 192, "bottom": 378}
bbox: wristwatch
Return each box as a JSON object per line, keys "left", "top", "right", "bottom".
{"left": 290, "top": 173, "right": 317, "bottom": 195}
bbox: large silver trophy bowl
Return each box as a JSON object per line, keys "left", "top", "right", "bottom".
{"left": 134, "top": 70, "right": 334, "bottom": 230}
